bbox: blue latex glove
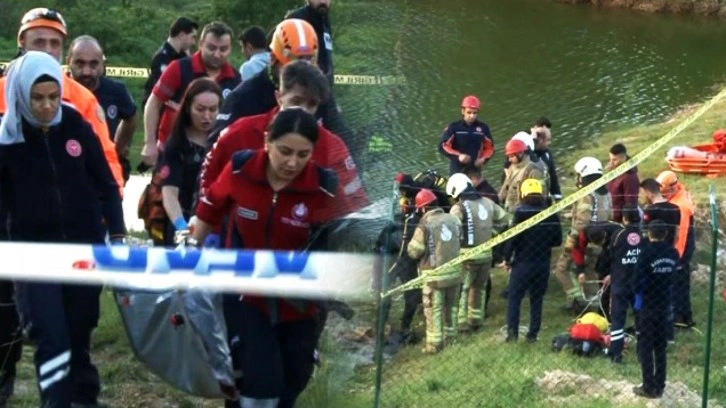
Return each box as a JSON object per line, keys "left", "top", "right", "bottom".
{"left": 634, "top": 293, "right": 643, "bottom": 311}
{"left": 204, "top": 233, "right": 221, "bottom": 248}
{"left": 173, "top": 217, "right": 189, "bottom": 231}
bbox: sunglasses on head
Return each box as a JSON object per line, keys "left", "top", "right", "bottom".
{"left": 21, "top": 8, "right": 66, "bottom": 27}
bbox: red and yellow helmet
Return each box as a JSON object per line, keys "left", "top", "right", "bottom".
{"left": 269, "top": 19, "right": 318, "bottom": 66}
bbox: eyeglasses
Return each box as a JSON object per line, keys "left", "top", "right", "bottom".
{"left": 21, "top": 8, "right": 67, "bottom": 28}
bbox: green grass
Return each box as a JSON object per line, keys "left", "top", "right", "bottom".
{"left": 345, "top": 268, "right": 726, "bottom": 407}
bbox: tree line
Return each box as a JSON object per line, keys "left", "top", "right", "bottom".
{"left": 0, "top": 0, "right": 302, "bottom": 66}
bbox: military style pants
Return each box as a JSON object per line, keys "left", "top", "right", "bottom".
{"left": 457, "top": 261, "right": 491, "bottom": 329}
{"left": 422, "top": 283, "right": 460, "bottom": 347}
{"left": 554, "top": 246, "right": 600, "bottom": 301}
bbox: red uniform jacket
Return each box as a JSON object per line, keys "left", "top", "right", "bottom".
{"left": 196, "top": 149, "right": 338, "bottom": 321}
{"left": 198, "top": 107, "right": 369, "bottom": 220}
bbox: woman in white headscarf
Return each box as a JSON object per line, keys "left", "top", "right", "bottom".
{"left": 0, "top": 51, "right": 125, "bottom": 407}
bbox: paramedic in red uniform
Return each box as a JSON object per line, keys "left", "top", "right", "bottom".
{"left": 198, "top": 59, "right": 367, "bottom": 223}
{"left": 141, "top": 21, "right": 240, "bottom": 166}
{"left": 192, "top": 108, "right": 338, "bottom": 408}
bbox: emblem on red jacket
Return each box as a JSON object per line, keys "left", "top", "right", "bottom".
{"left": 292, "top": 203, "right": 308, "bottom": 220}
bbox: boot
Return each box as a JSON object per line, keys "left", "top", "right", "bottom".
{"left": 505, "top": 329, "right": 518, "bottom": 343}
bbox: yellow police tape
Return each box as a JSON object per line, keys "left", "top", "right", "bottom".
{"left": 0, "top": 61, "right": 406, "bottom": 85}
{"left": 381, "top": 85, "right": 726, "bottom": 299}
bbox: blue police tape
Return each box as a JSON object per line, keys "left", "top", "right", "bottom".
{"left": 0, "top": 242, "right": 376, "bottom": 299}
{"left": 91, "top": 246, "right": 316, "bottom": 279}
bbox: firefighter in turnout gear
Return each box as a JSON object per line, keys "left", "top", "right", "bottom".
{"left": 446, "top": 173, "right": 508, "bottom": 332}
{"left": 554, "top": 156, "right": 613, "bottom": 310}
{"left": 407, "top": 189, "right": 463, "bottom": 354}
{"left": 499, "top": 137, "right": 548, "bottom": 212}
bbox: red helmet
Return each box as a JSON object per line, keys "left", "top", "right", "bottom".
{"left": 461, "top": 95, "right": 480, "bottom": 110}
{"left": 504, "top": 139, "right": 527, "bottom": 156}
{"left": 415, "top": 189, "right": 437, "bottom": 210}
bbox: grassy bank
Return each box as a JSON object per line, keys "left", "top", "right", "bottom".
{"left": 556, "top": 0, "right": 726, "bottom": 18}
{"left": 335, "top": 89, "right": 726, "bottom": 407}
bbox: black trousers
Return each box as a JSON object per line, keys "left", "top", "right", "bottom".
{"left": 507, "top": 261, "right": 549, "bottom": 337}
{"left": 224, "top": 299, "right": 319, "bottom": 408}
{"left": 15, "top": 282, "right": 102, "bottom": 407}
{"left": 672, "top": 263, "right": 693, "bottom": 324}
{"left": 637, "top": 314, "right": 667, "bottom": 394}
{"left": 0, "top": 280, "right": 22, "bottom": 375}
{"left": 380, "top": 260, "right": 421, "bottom": 332}
{"left": 609, "top": 290, "right": 632, "bottom": 359}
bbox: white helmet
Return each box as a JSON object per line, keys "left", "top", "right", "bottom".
{"left": 511, "top": 131, "right": 535, "bottom": 151}
{"left": 446, "top": 173, "right": 472, "bottom": 199}
{"left": 574, "top": 157, "right": 603, "bottom": 177}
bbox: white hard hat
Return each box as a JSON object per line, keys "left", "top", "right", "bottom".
{"left": 446, "top": 173, "right": 472, "bottom": 199}
{"left": 574, "top": 156, "right": 603, "bottom": 177}
{"left": 511, "top": 131, "right": 535, "bottom": 151}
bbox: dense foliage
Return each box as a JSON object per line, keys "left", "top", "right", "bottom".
{"left": 0, "top": 0, "right": 301, "bottom": 65}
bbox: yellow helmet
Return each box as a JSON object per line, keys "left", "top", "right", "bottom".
{"left": 577, "top": 312, "right": 609, "bottom": 333}
{"left": 520, "top": 178, "right": 543, "bottom": 199}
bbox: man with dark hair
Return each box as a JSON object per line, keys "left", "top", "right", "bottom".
{"left": 141, "top": 21, "right": 240, "bottom": 166}
{"left": 583, "top": 206, "right": 642, "bottom": 362}
{"left": 633, "top": 220, "right": 678, "bottom": 399}
{"left": 142, "top": 16, "right": 199, "bottom": 107}
{"left": 237, "top": 25, "right": 270, "bottom": 81}
{"left": 640, "top": 176, "right": 681, "bottom": 344}
{"left": 607, "top": 142, "right": 640, "bottom": 223}
{"left": 531, "top": 117, "right": 562, "bottom": 201}
{"left": 68, "top": 35, "right": 137, "bottom": 184}
{"left": 640, "top": 178, "right": 680, "bottom": 246}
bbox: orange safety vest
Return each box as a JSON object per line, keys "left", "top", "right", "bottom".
{"left": 668, "top": 186, "right": 695, "bottom": 257}
{"left": 0, "top": 75, "right": 124, "bottom": 196}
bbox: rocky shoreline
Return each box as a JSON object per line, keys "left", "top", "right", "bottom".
{"left": 555, "top": 0, "right": 726, "bottom": 18}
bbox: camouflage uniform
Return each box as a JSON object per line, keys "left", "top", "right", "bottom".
{"left": 554, "top": 191, "right": 613, "bottom": 301}
{"left": 407, "top": 208, "right": 462, "bottom": 351}
{"left": 450, "top": 195, "right": 508, "bottom": 331}
{"left": 499, "top": 156, "right": 549, "bottom": 212}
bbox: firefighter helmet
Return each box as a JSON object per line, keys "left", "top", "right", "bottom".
{"left": 504, "top": 139, "right": 527, "bottom": 156}
{"left": 520, "top": 179, "right": 543, "bottom": 198}
{"left": 574, "top": 157, "right": 603, "bottom": 177}
{"left": 415, "top": 189, "right": 438, "bottom": 210}
{"left": 269, "top": 19, "right": 318, "bottom": 66}
{"left": 445, "top": 173, "right": 472, "bottom": 199}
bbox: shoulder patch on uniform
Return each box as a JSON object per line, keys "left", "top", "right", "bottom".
{"left": 316, "top": 166, "right": 339, "bottom": 197}
{"left": 626, "top": 232, "right": 641, "bottom": 246}
{"left": 231, "top": 149, "right": 255, "bottom": 171}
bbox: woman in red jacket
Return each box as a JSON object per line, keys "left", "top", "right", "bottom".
{"left": 192, "top": 107, "right": 337, "bottom": 407}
